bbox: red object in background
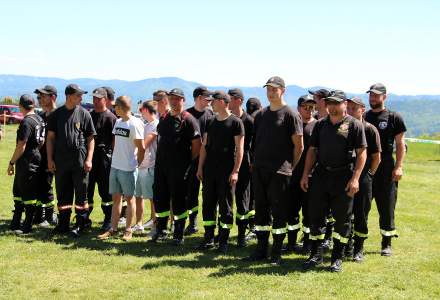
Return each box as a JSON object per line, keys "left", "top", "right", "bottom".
{"left": 0, "top": 105, "right": 24, "bottom": 124}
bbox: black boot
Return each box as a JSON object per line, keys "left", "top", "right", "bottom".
{"left": 303, "top": 240, "right": 324, "bottom": 270}
{"left": 301, "top": 232, "right": 312, "bottom": 254}
{"left": 271, "top": 234, "right": 286, "bottom": 266}
{"left": 33, "top": 205, "right": 44, "bottom": 225}
{"left": 184, "top": 213, "right": 198, "bottom": 236}
{"left": 322, "top": 223, "right": 334, "bottom": 252}
{"left": 330, "top": 239, "right": 344, "bottom": 272}
{"left": 196, "top": 227, "right": 215, "bottom": 250}
{"left": 53, "top": 210, "right": 71, "bottom": 234}
{"left": 244, "top": 231, "right": 269, "bottom": 261}
{"left": 284, "top": 229, "right": 301, "bottom": 253}
{"left": 237, "top": 223, "right": 248, "bottom": 248}
{"left": 217, "top": 228, "right": 230, "bottom": 254}
{"left": 44, "top": 206, "right": 57, "bottom": 225}
{"left": 381, "top": 236, "right": 392, "bottom": 257}
{"left": 71, "top": 212, "right": 90, "bottom": 238}
{"left": 172, "top": 219, "right": 185, "bottom": 245}
{"left": 101, "top": 205, "right": 112, "bottom": 232}
{"left": 10, "top": 202, "right": 24, "bottom": 231}
{"left": 353, "top": 236, "right": 365, "bottom": 262}
{"left": 344, "top": 235, "right": 354, "bottom": 259}
{"left": 246, "top": 217, "right": 257, "bottom": 241}
{"left": 151, "top": 218, "right": 169, "bottom": 242}
{"left": 16, "top": 205, "right": 36, "bottom": 234}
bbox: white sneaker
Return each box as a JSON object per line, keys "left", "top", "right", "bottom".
{"left": 37, "top": 220, "right": 50, "bottom": 228}
{"left": 118, "top": 217, "right": 126, "bottom": 228}
{"left": 143, "top": 219, "right": 154, "bottom": 229}
{"left": 132, "top": 224, "right": 144, "bottom": 234}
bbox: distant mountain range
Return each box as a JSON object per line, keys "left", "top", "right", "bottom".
{"left": 1, "top": 74, "right": 439, "bottom": 136}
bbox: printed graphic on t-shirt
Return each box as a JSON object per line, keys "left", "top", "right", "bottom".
{"left": 114, "top": 127, "right": 130, "bottom": 137}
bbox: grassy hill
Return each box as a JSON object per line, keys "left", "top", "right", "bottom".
{"left": 0, "top": 125, "right": 439, "bottom": 299}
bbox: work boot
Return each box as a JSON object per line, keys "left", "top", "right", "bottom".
{"left": 301, "top": 232, "right": 312, "bottom": 254}
{"left": 353, "top": 236, "right": 365, "bottom": 263}
{"left": 53, "top": 210, "right": 71, "bottom": 234}
{"left": 271, "top": 234, "right": 285, "bottom": 266}
{"left": 303, "top": 240, "right": 324, "bottom": 270}
{"left": 237, "top": 223, "right": 248, "bottom": 248}
{"left": 70, "top": 212, "right": 90, "bottom": 238}
{"left": 44, "top": 206, "right": 57, "bottom": 225}
{"left": 283, "top": 229, "right": 301, "bottom": 253}
{"left": 344, "top": 236, "right": 354, "bottom": 259}
{"left": 172, "top": 219, "right": 185, "bottom": 246}
{"left": 151, "top": 218, "right": 169, "bottom": 242}
{"left": 245, "top": 218, "right": 257, "bottom": 241}
{"left": 16, "top": 204, "right": 36, "bottom": 234}
{"left": 10, "top": 203, "right": 24, "bottom": 231}
{"left": 244, "top": 231, "right": 269, "bottom": 262}
{"left": 184, "top": 213, "right": 198, "bottom": 236}
{"left": 100, "top": 205, "right": 112, "bottom": 232}
{"left": 330, "top": 239, "right": 345, "bottom": 272}
{"left": 381, "top": 236, "right": 392, "bottom": 257}
{"left": 322, "top": 223, "right": 334, "bottom": 252}
{"left": 217, "top": 228, "right": 230, "bottom": 254}
{"left": 33, "top": 205, "right": 44, "bottom": 225}
{"left": 196, "top": 227, "right": 215, "bottom": 250}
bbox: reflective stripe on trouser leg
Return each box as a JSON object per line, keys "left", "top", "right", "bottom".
{"left": 380, "top": 229, "right": 398, "bottom": 237}
{"left": 272, "top": 227, "right": 287, "bottom": 235}
{"left": 332, "top": 232, "right": 349, "bottom": 244}
{"left": 310, "top": 234, "right": 325, "bottom": 240}
{"left": 156, "top": 210, "right": 170, "bottom": 218}
{"left": 287, "top": 223, "right": 301, "bottom": 231}
{"left": 354, "top": 231, "right": 368, "bottom": 238}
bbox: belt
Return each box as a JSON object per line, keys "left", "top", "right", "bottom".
{"left": 319, "top": 164, "right": 352, "bottom": 172}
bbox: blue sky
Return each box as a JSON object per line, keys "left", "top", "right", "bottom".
{"left": 1, "top": 0, "right": 439, "bottom": 94}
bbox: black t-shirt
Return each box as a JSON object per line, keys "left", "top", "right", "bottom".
{"left": 90, "top": 109, "right": 117, "bottom": 151}
{"left": 47, "top": 105, "right": 96, "bottom": 167}
{"left": 156, "top": 111, "right": 201, "bottom": 168}
{"left": 186, "top": 106, "right": 214, "bottom": 136}
{"left": 364, "top": 109, "right": 406, "bottom": 156}
{"left": 239, "top": 111, "right": 254, "bottom": 166}
{"left": 310, "top": 115, "right": 367, "bottom": 168}
{"left": 292, "top": 119, "right": 317, "bottom": 179}
{"left": 253, "top": 105, "right": 303, "bottom": 175}
{"left": 204, "top": 114, "right": 244, "bottom": 170}
{"left": 16, "top": 114, "right": 43, "bottom": 162}
{"left": 363, "top": 120, "right": 382, "bottom": 157}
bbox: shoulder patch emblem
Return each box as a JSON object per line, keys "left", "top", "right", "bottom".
{"left": 75, "top": 122, "right": 80, "bottom": 130}
{"left": 379, "top": 121, "right": 388, "bottom": 130}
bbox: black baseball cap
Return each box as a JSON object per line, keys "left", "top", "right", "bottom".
{"left": 34, "top": 85, "right": 57, "bottom": 96}
{"left": 92, "top": 87, "right": 108, "bottom": 99}
{"left": 297, "top": 94, "right": 316, "bottom": 106}
{"left": 325, "top": 90, "right": 347, "bottom": 103}
{"left": 212, "top": 90, "right": 231, "bottom": 103}
{"left": 102, "top": 86, "right": 115, "bottom": 100}
{"left": 65, "top": 84, "right": 87, "bottom": 95}
{"left": 227, "top": 88, "right": 244, "bottom": 100}
{"left": 168, "top": 88, "right": 185, "bottom": 98}
{"left": 19, "top": 94, "right": 35, "bottom": 109}
{"left": 366, "top": 83, "right": 387, "bottom": 95}
{"left": 193, "top": 86, "right": 212, "bottom": 98}
{"left": 308, "top": 88, "right": 331, "bottom": 98}
{"left": 263, "top": 76, "right": 285, "bottom": 88}
{"left": 347, "top": 96, "right": 365, "bottom": 107}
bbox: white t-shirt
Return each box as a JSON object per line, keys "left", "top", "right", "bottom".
{"left": 139, "top": 118, "right": 159, "bottom": 169}
{"left": 111, "top": 116, "right": 144, "bottom": 171}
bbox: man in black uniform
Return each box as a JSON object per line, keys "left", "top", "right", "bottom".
{"left": 228, "top": 88, "right": 254, "bottom": 247}
{"left": 152, "top": 88, "right": 201, "bottom": 245}
{"left": 197, "top": 91, "right": 244, "bottom": 253}
{"left": 246, "top": 76, "right": 303, "bottom": 266}
{"left": 347, "top": 97, "right": 382, "bottom": 262}
{"left": 153, "top": 89, "right": 171, "bottom": 118}
{"left": 8, "top": 95, "right": 45, "bottom": 234}
{"left": 246, "top": 97, "right": 262, "bottom": 118}
{"left": 87, "top": 88, "right": 117, "bottom": 232}
{"left": 301, "top": 90, "right": 367, "bottom": 272}
{"left": 286, "top": 95, "right": 317, "bottom": 253}
{"left": 103, "top": 86, "right": 117, "bottom": 116}
{"left": 184, "top": 86, "right": 214, "bottom": 235}
{"left": 46, "top": 84, "right": 96, "bottom": 237}
{"left": 364, "top": 83, "right": 406, "bottom": 256}
{"left": 34, "top": 85, "right": 58, "bottom": 226}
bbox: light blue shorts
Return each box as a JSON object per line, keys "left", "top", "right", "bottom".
{"left": 109, "top": 167, "right": 138, "bottom": 197}
{"left": 135, "top": 167, "right": 154, "bottom": 199}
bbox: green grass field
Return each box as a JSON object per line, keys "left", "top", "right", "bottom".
{"left": 1, "top": 124, "right": 439, "bottom": 299}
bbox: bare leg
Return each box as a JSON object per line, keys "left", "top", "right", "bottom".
{"left": 125, "top": 195, "right": 136, "bottom": 230}
{"left": 111, "top": 193, "right": 122, "bottom": 231}
{"left": 135, "top": 196, "right": 144, "bottom": 226}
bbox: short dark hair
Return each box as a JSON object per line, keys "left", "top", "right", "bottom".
{"left": 153, "top": 90, "right": 168, "bottom": 101}
{"left": 142, "top": 100, "right": 158, "bottom": 114}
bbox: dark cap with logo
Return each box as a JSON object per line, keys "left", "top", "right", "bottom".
{"left": 65, "top": 84, "right": 87, "bottom": 96}
{"left": 263, "top": 76, "right": 285, "bottom": 88}
{"left": 193, "top": 86, "right": 212, "bottom": 98}
{"left": 34, "top": 85, "right": 57, "bottom": 96}
{"left": 308, "top": 88, "right": 331, "bottom": 98}
{"left": 325, "top": 90, "right": 347, "bottom": 103}
{"left": 168, "top": 88, "right": 185, "bottom": 98}
{"left": 366, "top": 83, "right": 387, "bottom": 95}
{"left": 92, "top": 87, "right": 108, "bottom": 99}
{"left": 212, "top": 90, "right": 231, "bottom": 103}
{"left": 298, "top": 94, "right": 316, "bottom": 106}
{"left": 102, "top": 86, "right": 115, "bottom": 100}
{"left": 19, "top": 94, "right": 35, "bottom": 110}
{"left": 347, "top": 96, "right": 365, "bottom": 107}
{"left": 227, "top": 88, "right": 244, "bottom": 100}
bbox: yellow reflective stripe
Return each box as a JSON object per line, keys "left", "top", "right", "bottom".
{"left": 36, "top": 201, "right": 42, "bottom": 207}
{"left": 23, "top": 199, "right": 37, "bottom": 205}
{"left": 310, "top": 234, "right": 325, "bottom": 240}
{"left": 188, "top": 206, "right": 199, "bottom": 214}
{"left": 303, "top": 227, "right": 310, "bottom": 234}
{"left": 155, "top": 211, "right": 170, "bottom": 218}
{"left": 220, "top": 222, "right": 233, "bottom": 229}
{"left": 287, "top": 224, "right": 301, "bottom": 231}
{"left": 235, "top": 212, "right": 248, "bottom": 220}
{"left": 326, "top": 217, "right": 335, "bottom": 223}
{"left": 354, "top": 231, "right": 368, "bottom": 238}
{"left": 174, "top": 211, "right": 188, "bottom": 221}
{"left": 272, "top": 227, "right": 287, "bottom": 235}
{"left": 380, "top": 229, "right": 398, "bottom": 237}
{"left": 101, "top": 201, "right": 113, "bottom": 207}
{"left": 13, "top": 197, "right": 22, "bottom": 202}
{"left": 332, "top": 232, "right": 349, "bottom": 244}
{"left": 255, "top": 225, "right": 271, "bottom": 231}
{"left": 41, "top": 201, "right": 55, "bottom": 208}
{"left": 203, "top": 220, "right": 216, "bottom": 226}
{"left": 247, "top": 210, "right": 255, "bottom": 217}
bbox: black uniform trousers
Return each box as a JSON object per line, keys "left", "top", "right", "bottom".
{"left": 36, "top": 155, "right": 55, "bottom": 209}
{"left": 288, "top": 174, "right": 310, "bottom": 234}
{"left": 13, "top": 156, "right": 40, "bottom": 206}
{"left": 87, "top": 147, "right": 112, "bottom": 211}
{"left": 352, "top": 170, "right": 373, "bottom": 238}
{"left": 235, "top": 158, "right": 251, "bottom": 227}
{"left": 202, "top": 164, "right": 234, "bottom": 230}
{"left": 372, "top": 155, "right": 398, "bottom": 237}
{"left": 253, "top": 166, "right": 290, "bottom": 236}
{"left": 55, "top": 166, "right": 89, "bottom": 214}
{"left": 308, "top": 167, "right": 353, "bottom": 244}
{"left": 186, "top": 158, "right": 200, "bottom": 216}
